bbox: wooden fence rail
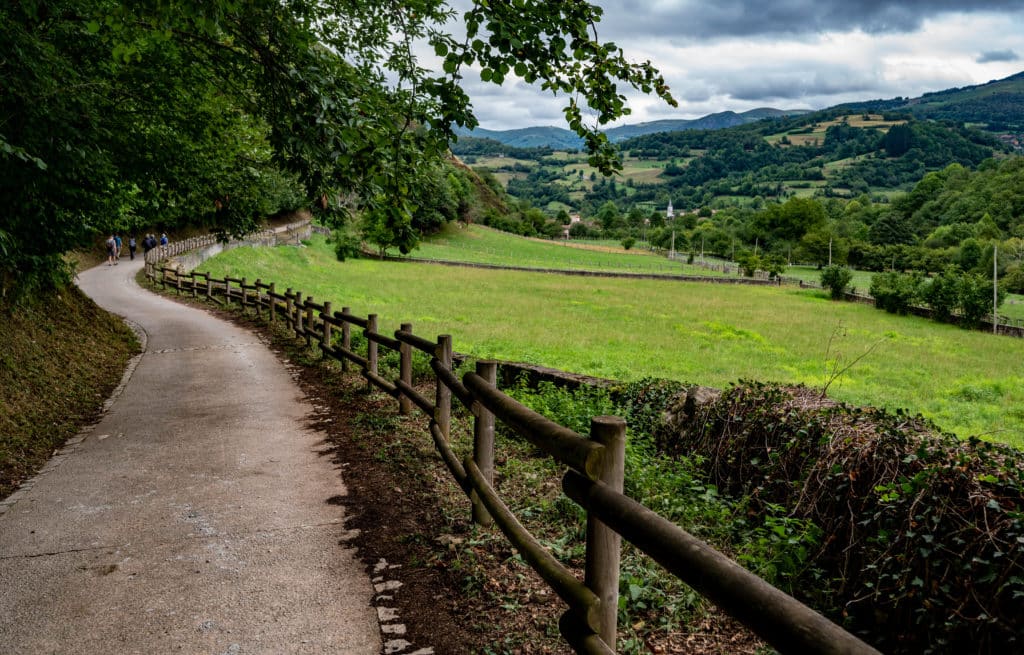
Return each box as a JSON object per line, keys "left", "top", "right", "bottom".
{"left": 146, "top": 259, "right": 880, "bottom": 655}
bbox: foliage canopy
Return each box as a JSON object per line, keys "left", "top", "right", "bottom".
{"left": 0, "top": 0, "right": 674, "bottom": 298}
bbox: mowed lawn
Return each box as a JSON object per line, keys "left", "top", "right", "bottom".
{"left": 201, "top": 237, "right": 1024, "bottom": 446}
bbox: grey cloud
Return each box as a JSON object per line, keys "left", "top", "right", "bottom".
{"left": 977, "top": 49, "right": 1020, "bottom": 62}
{"left": 600, "top": 1, "right": 1024, "bottom": 39}
{"left": 709, "top": 67, "right": 882, "bottom": 102}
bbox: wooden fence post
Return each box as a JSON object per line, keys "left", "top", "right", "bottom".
{"left": 223, "top": 276, "right": 231, "bottom": 305}
{"left": 341, "top": 307, "right": 351, "bottom": 372}
{"left": 472, "top": 360, "right": 497, "bottom": 527}
{"left": 367, "top": 314, "right": 379, "bottom": 392}
{"left": 175, "top": 269, "right": 182, "bottom": 295}
{"left": 435, "top": 335, "right": 452, "bottom": 441}
{"left": 294, "top": 291, "right": 303, "bottom": 337}
{"left": 285, "top": 288, "right": 293, "bottom": 328}
{"left": 268, "top": 283, "right": 276, "bottom": 325}
{"left": 206, "top": 274, "right": 212, "bottom": 300}
{"left": 304, "top": 297, "right": 314, "bottom": 346}
{"left": 254, "top": 279, "right": 262, "bottom": 318}
{"left": 585, "top": 416, "right": 626, "bottom": 649}
{"left": 240, "top": 278, "right": 248, "bottom": 311}
{"left": 190, "top": 271, "right": 198, "bottom": 298}
{"left": 398, "top": 323, "right": 413, "bottom": 415}
{"left": 321, "top": 301, "right": 332, "bottom": 354}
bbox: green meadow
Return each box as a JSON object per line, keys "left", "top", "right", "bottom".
{"left": 201, "top": 235, "right": 1024, "bottom": 446}
{"left": 393, "top": 224, "right": 728, "bottom": 276}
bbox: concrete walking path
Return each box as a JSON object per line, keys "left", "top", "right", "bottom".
{"left": 0, "top": 258, "right": 381, "bottom": 654}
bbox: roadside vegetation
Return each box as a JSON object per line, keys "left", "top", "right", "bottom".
{"left": 199, "top": 234, "right": 1024, "bottom": 445}
{"left": 0, "top": 289, "right": 139, "bottom": 498}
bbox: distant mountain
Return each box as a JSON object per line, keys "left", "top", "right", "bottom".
{"left": 456, "top": 72, "right": 1024, "bottom": 150}
{"left": 454, "top": 108, "right": 808, "bottom": 149}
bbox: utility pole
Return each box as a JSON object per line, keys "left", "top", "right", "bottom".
{"left": 670, "top": 230, "right": 675, "bottom": 259}
{"left": 828, "top": 237, "right": 833, "bottom": 267}
{"left": 994, "top": 245, "right": 999, "bottom": 335}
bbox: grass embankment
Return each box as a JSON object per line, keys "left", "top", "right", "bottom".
{"left": 393, "top": 223, "right": 729, "bottom": 276}
{"left": 0, "top": 287, "right": 140, "bottom": 498}
{"left": 201, "top": 235, "right": 1024, "bottom": 445}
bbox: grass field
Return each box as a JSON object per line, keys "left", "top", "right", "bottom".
{"left": 393, "top": 224, "right": 731, "bottom": 276}
{"left": 201, "top": 235, "right": 1024, "bottom": 445}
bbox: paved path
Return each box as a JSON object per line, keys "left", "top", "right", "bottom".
{"left": 0, "top": 258, "right": 381, "bottom": 654}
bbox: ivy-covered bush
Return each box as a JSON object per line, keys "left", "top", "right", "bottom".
{"left": 671, "top": 381, "right": 1024, "bottom": 654}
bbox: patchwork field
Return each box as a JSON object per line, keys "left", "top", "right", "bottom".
{"left": 200, "top": 235, "right": 1024, "bottom": 445}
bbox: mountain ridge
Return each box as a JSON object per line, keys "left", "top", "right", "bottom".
{"left": 457, "top": 71, "right": 1023, "bottom": 149}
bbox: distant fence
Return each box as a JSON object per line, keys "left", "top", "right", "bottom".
{"left": 146, "top": 256, "right": 879, "bottom": 654}
{"left": 143, "top": 218, "right": 312, "bottom": 278}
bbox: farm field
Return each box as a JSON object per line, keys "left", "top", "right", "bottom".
{"left": 201, "top": 235, "right": 1024, "bottom": 445}
{"left": 392, "top": 224, "right": 731, "bottom": 276}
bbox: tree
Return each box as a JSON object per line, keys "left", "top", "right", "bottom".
{"left": 821, "top": 265, "right": 853, "bottom": 300}
{"left": 1, "top": 0, "right": 676, "bottom": 299}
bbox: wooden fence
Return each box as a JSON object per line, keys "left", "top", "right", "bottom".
{"left": 148, "top": 263, "right": 880, "bottom": 655}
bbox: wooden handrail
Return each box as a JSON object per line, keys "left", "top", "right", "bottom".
{"left": 145, "top": 229, "right": 882, "bottom": 655}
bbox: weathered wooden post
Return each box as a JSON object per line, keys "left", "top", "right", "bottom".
{"left": 340, "top": 307, "right": 352, "bottom": 372}
{"left": 175, "top": 268, "right": 182, "bottom": 295}
{"left": 240, "top": 278, "right": 248, "bottom": 311}
{"left": 321, "top": 301, "right": 332, "bottom": 354}
{"left": 471, "top": 360, "right": 497, "bottom": 526}
{"left": 284, "top": 288, "right": 293, "bottom": 328}
{"left": 294, "top": 291, "right": 303, "bottom": 338}
{"left": 398, "top": 322, "right": 413, "bottom": 415}
{"left": 267, "top": 283, "right": 276, "bottom": 324}
{"left": 190, "top": 271, "right": 198, "bottom": 298}
{"left": 304, "top": 297, "right": 314, "bottom": 346}
{"left": 223, "top": 276, "right": 231, "bottom": 305}
{"left": 367, "top": 314, "right": 379, "bottom": 392}
{"left": 254, "top": 279, "right": 262, "bottom": 318}
{"left": 206, "top": 273, "right": 213, "bottom": 300}
{"left": 435, "top": 335, "right": 453, "bottom": 441}
{"left": 585, "top": 416, "right": 626, "bottom": 649}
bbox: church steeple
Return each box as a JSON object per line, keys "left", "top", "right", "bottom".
{"left": 666, "top": 200, "right": 674, "bottom": 218}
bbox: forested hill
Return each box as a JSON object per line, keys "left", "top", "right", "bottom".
{"left": 454, "top": 72, "right": 1023, "bottom": 152}
{"left": 839, "top": 71, "right": 1024, "bottom": 132}
{"left": 612, "top": 111, "right": 1005, "bottom": 206}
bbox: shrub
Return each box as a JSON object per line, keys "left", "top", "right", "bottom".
{"left": 621, "top": 236, "right": 636, "bottom": 250}
{"left": 922, "top": 266, "right": 961, "bottom": 321}
{"left": 869, "top": 271, "right": 923, "bottom": 314}
{"left": 674, "top": 382, "right": 1024, "bottom": 654}
{"left": 958, "top": 271, "right": 1005, "bottom": 327}
{"left": 820, "top": 265, "right": 853, "bottom": 300}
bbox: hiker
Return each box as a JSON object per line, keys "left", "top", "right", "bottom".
{"left": 160, "top": 233, "right": 168, "bottom": 246}
{"left": 128, "top": 236, "right": 137, "bottom": 260}
{"left": 105, "top": 235, "right": 117, "bottom": 266}
{"left": 113, "top": 234, "right": 122, "bottom": 261}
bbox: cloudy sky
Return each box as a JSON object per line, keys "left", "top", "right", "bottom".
{"left": 436, "top": 0, "right": 1024, "bottom": 130}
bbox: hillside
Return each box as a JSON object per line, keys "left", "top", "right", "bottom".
{"left": 455, "top": 72, "right": 1023, "bottom": 152}
{"left": 473, "top": 111, "right": 1006, "bottom": 215}
{"left": 841, "top": 70, "right": 1024, "bottom": 133}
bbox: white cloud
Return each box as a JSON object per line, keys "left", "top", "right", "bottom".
{"left": 430, "top": 5, "right": 1024, "bottom": 130}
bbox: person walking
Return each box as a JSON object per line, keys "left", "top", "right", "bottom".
{"left": 105, "top": 235, "right": 117, "bottom": 266}
{"left": 160, "top": 233, "right": 168, "bottom": 246}
{"left": 113, "top": 234, "right": 123, "bottom": 261}
{"left": 128, "top": 236, "right": 137, "bottom": 260}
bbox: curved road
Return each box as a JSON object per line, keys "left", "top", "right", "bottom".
{"left": 0, "top": 258, "right": 381, "bottom": 654}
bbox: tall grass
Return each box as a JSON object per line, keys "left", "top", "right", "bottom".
{"left": 201, "top": 236, "right": 1024, "bottom": 446}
